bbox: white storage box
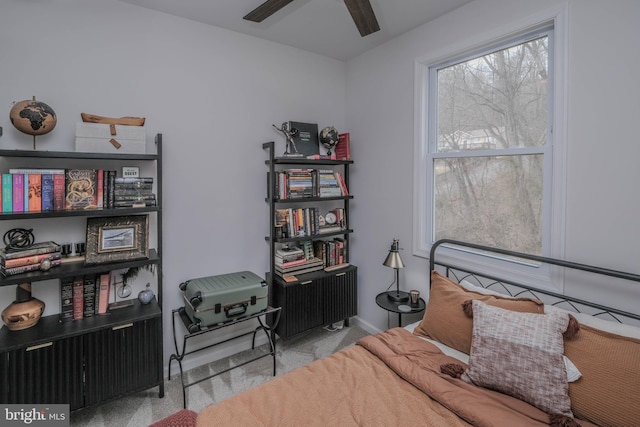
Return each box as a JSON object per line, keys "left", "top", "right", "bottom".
{"left": 75, "top": 122, "right": 146, "bottom": 154}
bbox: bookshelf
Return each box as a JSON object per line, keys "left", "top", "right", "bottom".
{"left": 0, "top": 135, "right": 164, "bottom": 411}
{"left": 263, "top": 141, "right": 357, "bottom": 339}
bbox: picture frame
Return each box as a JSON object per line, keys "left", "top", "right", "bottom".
{"left": 85, "top": 215, "right": 149, "bottom": 265}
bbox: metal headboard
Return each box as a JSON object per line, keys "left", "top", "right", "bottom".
{"left": 429, "top": 239, "right": 640, "bottom": 324}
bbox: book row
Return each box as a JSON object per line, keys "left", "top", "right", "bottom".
{"left": 274, "top": 168, "right": 348, "bottom": 200}
{"left": 274, "top": 238, "right": 347, "bottom": 279}
{"left": 0, "top": 168, "right": 156, "bottom": 213}
{"left": 275, "top": 207, "right": 346, "bottom": 239}
{"left": 60, "top": 272, "right": 115, "bottom": 322}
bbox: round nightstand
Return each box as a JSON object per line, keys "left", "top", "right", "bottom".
{"left": 376, "top": 291, "right": 426, "bottom": 328}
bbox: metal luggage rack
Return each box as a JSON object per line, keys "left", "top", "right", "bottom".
{"left": 168, "top": 305, "right": 282, "bottom": 409}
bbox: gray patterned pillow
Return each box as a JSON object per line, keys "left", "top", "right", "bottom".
{"left": 461, "top": 300, "right": 573, "bottom": 417}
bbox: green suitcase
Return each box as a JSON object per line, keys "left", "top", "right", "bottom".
{"left": 179, "top": 271, "right": 268, "bottom": 332}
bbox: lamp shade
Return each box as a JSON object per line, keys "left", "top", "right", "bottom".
{"left": 383, "top": 239, "right": 404, "bottom": 268}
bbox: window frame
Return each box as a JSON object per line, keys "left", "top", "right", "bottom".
{"left": 413, "top": 6, "right": 568, "bottom": 291}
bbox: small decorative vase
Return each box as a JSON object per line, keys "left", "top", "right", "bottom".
{"left": 1, "top": 283, "right": 45, "bottom": 331}
{"left": 138, "top": 283, "right": 154, "bottom": 305}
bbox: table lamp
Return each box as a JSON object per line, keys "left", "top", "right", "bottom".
{"left": 383, "top": 239, "right": 408, "bottom": 302}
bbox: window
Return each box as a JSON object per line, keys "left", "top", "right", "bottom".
{"left": 414, "top": 9, "right": 567, "bottom": 286}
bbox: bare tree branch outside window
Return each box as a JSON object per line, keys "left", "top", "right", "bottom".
{"left": 433, "top": 36, "right": 548, "bottom": 255}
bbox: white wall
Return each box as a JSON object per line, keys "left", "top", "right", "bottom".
{"left": 347, "top": 0, "right": 640, "bottom": 332}
{"left": 0, "top": 0, "right": 346, "bottom": 372}
{"left": 2, "top": 0, "right": 639, "bottom": 376}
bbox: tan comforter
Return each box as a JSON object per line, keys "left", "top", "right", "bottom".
{"left": 196, "top": 328, "right": 596, "bottom": 426}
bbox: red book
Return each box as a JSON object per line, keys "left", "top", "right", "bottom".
{"left": 73, "top": 277, "right": 84, "bottom": 320}
{"left": 97, "top": 273, "right": 111, "bottom": 314}
{"left": 334, "top": 172, "right": 349, "bottom": 196}
{"left": 336, "top": 133, "right": 351, "bottom": 161}
{"left": 3, "top": 252, "right": 62, "bottom": 269}
{"left": 276, "top": 258, "right": 308, "bottom": 268}
{"left": 96, "top": 169, "right": 104, "bottom": 208}
{"left": 53, "top": 173, "right": 65, "bottom": 211}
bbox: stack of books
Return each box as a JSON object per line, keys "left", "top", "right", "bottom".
{"left": 0, "top": 241, "right": 62, "bottom": 276}
{"left": 274, "top": 246, "right": 324, "bottom": 278}
{"left": 318, "top": 170, "right": 342, "bottom": 198}
{"left": 113, "top": 177, "right": 156, "bottom": 208}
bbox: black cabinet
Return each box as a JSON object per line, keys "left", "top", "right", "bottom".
{"left": 84, "top": 315, "right": 162, "bottom": 406}
{"left": 0, "top": 135, "right": 164, "bottom": 410}
{"left": 264, "top": 141, "right": 357, "bottom": 339}
{"left": 3, "top": 335, "right": 85, "bottom": 410}
{"left": 271, "top": 265, "right": 358, "bottom": 339}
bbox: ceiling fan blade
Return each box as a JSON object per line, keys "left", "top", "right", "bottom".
{"left": 243, "top": 0, "right": 296, "bottom": 22}
{"left": 344, "top": 0, "right": 380, "bottom": 37}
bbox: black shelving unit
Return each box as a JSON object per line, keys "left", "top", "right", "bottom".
{"left": 263, "top": 141, "right": 357, "bottom": 339}
{"left": 0, "top": 134, "right": 164, "bottom": 411}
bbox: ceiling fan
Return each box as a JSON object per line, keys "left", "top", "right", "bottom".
{"left": 243, "top": 0, "right": 380, "bottom": 37}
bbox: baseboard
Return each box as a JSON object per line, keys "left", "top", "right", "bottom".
{"left": 351, "top": 316, "right": 382, "bottom": 335}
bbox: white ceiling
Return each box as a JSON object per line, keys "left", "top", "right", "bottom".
{"left": 117, "top": 0, "right": 473, "bottom": 61}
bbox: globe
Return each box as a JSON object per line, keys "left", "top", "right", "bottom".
{"left": 10, "top": 98, "right": 57, "bottom": 136}
{"left": 319, "top": 126, "right": 339, "bottom": 155}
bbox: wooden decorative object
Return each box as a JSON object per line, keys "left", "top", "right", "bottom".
{"left": 81, "top": 113, "right": 145, "bottom": 126}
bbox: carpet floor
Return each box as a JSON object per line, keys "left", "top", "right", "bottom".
{"left": 70, "top": 323, "right": 370, "bottom": 427}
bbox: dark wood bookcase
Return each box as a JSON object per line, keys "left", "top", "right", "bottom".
{"left": 0, "top": 135, "right": 164, "bottom": 411}
{"left": 263, "top": 141, "right": 357, "bottom": 339}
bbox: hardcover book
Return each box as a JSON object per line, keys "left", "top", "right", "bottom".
{"left": 96, "top": 170, "right": 104, "bottom": 208}
{"left": 97, "top": 273, "right": 111, "bottom": 314}
{"left": 9, "top": 168, "right": 66, "bottom": 175}
{"left": 12, "top": 173, "right": 24, "bottom": 213}
{"left": 83, "top": 275, "right": 97, "bottom": 318}
{"left": 2, "top": 174, "right": 12, "bottom": 212}
{"left": 113, "top": 200, "right": 157, "bottom": 208}
{"left": 114, "top": 177, "right": 153, "bottom": 184}
{"left": 27, "top": 174, "right": 42, "bottom": 212}
{"left": 0, "top": 241, "right": 61, "bottom": 260}
{"left": 1, "top": 259, "right": 61, "bottom": 276}
{"left": 289, "top": 121, "right": 319, "bottom": 157}
{"left": 60, "top": 277, "right": 74, "bottom": 322}
{"left": 2, "top": 251, "right": 62, "bottom": 269}
{"left": 336, "top": 133, "right": 351, "bottom": 160}
{"left": 65, "top": 169, "right": 98, "bottom": 210}
{"left": 53, "top": 173, "right": 65, "bottom": 211}
{"left": 113, "top": 185, "right": 153, "bottom": 195}
{"left": 41, "top": 173, "right": 54, "bottom": 211}
{"left": 106, "top": 170, "right": 116, "bottom": 208}
{"left": 73, "top": 277, "right": 84, "bottom": 320}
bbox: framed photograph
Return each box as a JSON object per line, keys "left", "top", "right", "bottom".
{"left": 85, "top": 215, "right": 149, "bottom": 265}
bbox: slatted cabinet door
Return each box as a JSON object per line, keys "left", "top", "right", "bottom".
{"left": 83, "top": 316, "right": 162, "bottom": 407}
{"left": 3, "top": 336, "right": 85, "bottom": 411}
{"left": 323, "top": 266, "right": 357, "bottom": 326}
{"left": 272, "top": 276, "right": 323, "bottom": 338}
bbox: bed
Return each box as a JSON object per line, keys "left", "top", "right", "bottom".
{"left": 159, "top": 239, "right": 640, "bottom": 427}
